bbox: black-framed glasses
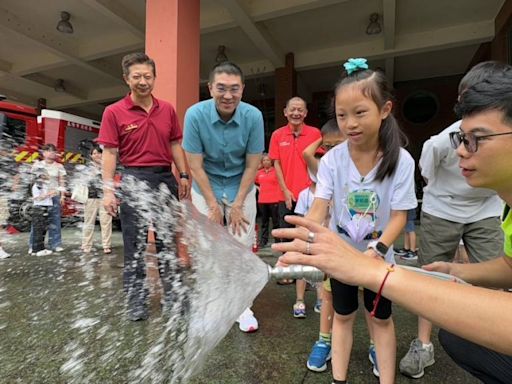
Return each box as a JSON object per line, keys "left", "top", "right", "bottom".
{"left": 449, "top": 130, "right": 512, "bottom": 153}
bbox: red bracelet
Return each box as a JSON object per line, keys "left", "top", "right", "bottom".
{"left": 370, "top": 264, "right": 395, "bottom": 318}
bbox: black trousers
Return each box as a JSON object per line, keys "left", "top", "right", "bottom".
{"left": 278, "top": 201, "right": 296, "bottom": 243}
{"left": 439, "top": 329, "right": 512, "bottom": 384}
{"left": 258, "top": 202, "right": 279, "bottom": 245}
{"left": 119, "top": 167, "right": 178, "bottom": 309}
{"left": 32, "top": 206, "right": 49, "bottom": 253}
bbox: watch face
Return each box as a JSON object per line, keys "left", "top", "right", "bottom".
{"left": 376, "top": 242, "right": 388, "bottom": 254}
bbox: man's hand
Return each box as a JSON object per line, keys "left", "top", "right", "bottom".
{"left": 228, "top": 204, "right": 249, "bottom": 236}
{"left": 208, "top": 202, "right": 224, "bottom": 225}
{"left": 178, "top": 178, "right": 191, "bottom": 200}
{"left": 284, "top": 189, "right": 296, "bottom": 210}
{"left": 103, "top": 190, "right": 118, "bottom": 217}
{"left": 60, "top": 192, "right": 66, "bottom": 205}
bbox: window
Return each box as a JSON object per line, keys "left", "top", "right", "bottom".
{"left": 402, "top": 91, "right": 439, "bottom": 125}
{"left": 0, "top": 114, "right": 26, "bottom": 147}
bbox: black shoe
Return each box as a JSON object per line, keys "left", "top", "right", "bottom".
{"left": 127, "top": 306, "right": 149, "bottom": 321}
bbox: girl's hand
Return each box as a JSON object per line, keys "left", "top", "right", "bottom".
{"left": 422, "top": 261, "right": 453, "bottom": 275}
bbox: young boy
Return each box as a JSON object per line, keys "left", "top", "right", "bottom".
{"left": 31, "top": 170, "right": 54, "bottom": 257}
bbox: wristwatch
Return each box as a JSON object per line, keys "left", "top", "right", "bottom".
{"left": 179, "top": 172, "right": 189, "bottom": 180}
{"left": 367, "top": 240, "right": 389, "bottom": 257}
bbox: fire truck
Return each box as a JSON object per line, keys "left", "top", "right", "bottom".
{"left": 0, "top": 99, "right": 100, "bottom": 231}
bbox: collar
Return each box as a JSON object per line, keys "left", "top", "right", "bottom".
{"left": 123, "top": 93, "right": 159, "bottom": 111}
{"left": 285, "top": 123, "right": 305, "bottom": 136}
{"left": 209, "top": 99, "right": 241, "bottom": 126}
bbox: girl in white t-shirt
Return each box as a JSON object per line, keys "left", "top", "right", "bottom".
{"left": 305, "top": 59, "right": 417, "bottom": 384}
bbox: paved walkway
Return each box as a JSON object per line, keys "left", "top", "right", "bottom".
{"left": 0, "top": 228, "right": 478, "bottom": 383}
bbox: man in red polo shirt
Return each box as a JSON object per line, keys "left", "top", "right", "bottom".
{"left": 98, "top": 52, "right": 190, "bottom": 321}
{"left": 269, "top": 97, "right": 321, "bottom": 230}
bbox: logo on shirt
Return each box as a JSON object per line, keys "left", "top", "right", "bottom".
{"left": 279, "top": 141, "right": 291, "bottom": 146}
{"left": 125, "top": 123, "right": 138, "bottom": 132}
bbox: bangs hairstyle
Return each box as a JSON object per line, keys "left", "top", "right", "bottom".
{"left": 209, "top": 61, "right": 244, "bottom": 84}
{"left": 455, "top": 69, "right": 512, "bottom": 124}
{"left": 335, "top": 69, "right": 407, "bottom": 181}
{"left": 122, "top": 52, "right": 156, "bottom": 77}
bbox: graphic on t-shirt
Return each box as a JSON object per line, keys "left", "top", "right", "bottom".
{"left": 339, "top": 189, "right": 380, "bottom": 242}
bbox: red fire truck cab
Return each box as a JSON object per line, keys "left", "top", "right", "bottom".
{"left": 0, "top": 100, "right": 100, "bottom": 231}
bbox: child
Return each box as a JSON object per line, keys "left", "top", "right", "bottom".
{"left": 304, "top": 119, "right": 346, "bottom": 371}
{"left": 292, "top": 180, "right": 320, "bottom": 318}
{"left": 395, "top": 208, "right": 418, "bottom": 260}
{"left": 255, "top": 153, "right": 282, "bottom": 247}
{"left": 31, "top": 171, "right": 54, "bottom": 257}
{"left": 303, "top": 58, "right": 416, "bottom": 384}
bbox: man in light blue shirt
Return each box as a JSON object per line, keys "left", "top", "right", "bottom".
{"left": 182, "top": 61, "right": 264, "bottom": 333}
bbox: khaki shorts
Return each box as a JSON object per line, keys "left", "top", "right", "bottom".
{"left": 0, "top": 197, "right": 8, "bottom": 225}
{"left": 418, "top": 211, "right": 503, "bottom": 265}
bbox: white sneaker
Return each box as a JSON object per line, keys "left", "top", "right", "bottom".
{"left": 36, "top": 249, "right": 53, "bottom": 257}
{"left": 28, "top": 248, "right": 33, "bottom": 255}
{"left": 0, "top": 248, "right": 11, "bottom": 259}
{"left": 236, "top": 307, "right": 258, "bottom": 333}
{"left": 53, "top": 246, "right": 64, "bottom": 252}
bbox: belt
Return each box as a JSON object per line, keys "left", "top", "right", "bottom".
{"left": 124, "top": 165, "right": 170, "bottom": 173}
{"left": 336, "top": 225, "right": 382, "bottom": 241}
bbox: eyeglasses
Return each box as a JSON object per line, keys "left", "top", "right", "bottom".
{"left": 214, "top": 84, "right": 241, "bottom": 95}
{"left": 449, "top": 130, "right": 512, "bottom": 153}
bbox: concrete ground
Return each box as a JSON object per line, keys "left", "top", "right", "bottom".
{"left": 0, "top": 227, "right": 479, "bottom": 384}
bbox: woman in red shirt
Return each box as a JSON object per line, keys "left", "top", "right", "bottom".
{"left": 255, "top": 154, "right": 283, "bottom": 247}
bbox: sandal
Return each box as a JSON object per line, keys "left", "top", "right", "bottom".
{"left": 103, "top": 248, "right": 112, "bottom": 254}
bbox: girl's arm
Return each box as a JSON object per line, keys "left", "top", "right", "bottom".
{"left": 302, "top": 138, "right": 322, "bottom": 176}
{"left": 377, "top": 209, "right": 407, "bottom": 249}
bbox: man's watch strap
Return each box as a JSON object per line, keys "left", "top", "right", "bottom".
{"left": 179, "top": 172, "right": 189, "bottom": 179}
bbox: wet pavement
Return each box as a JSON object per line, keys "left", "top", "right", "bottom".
{"left": 0, "top": 227, "right": 479, "bottom": 383}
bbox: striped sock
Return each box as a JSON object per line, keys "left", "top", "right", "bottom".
{"left": 319, "top": 332, "right": 331, "bottom": 345}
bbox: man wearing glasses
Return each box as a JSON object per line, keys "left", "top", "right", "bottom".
{"left": 399, "top": 61, "right": 506, "bottom": 379}
{"left": 182, "top": 61, "right": 264, "bottom": 333}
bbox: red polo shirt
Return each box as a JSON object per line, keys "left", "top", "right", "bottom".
{"left": 98, "top": 94, "right": 182, "bottom": 167}
{"left": 269, "top": 124, "right": 321, "bottom": 200}
{"left": 255, "top": 167, "right": 283, "bottom": 203}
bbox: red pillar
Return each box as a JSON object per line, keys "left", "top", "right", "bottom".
{"left": 146, "top": 0, "right": 200, "bottom": 124}
{"left": 274, "top": 53, "right": 297, "bottom": 129}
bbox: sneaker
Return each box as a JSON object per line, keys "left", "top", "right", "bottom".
{"left": 314, "top": 300, "right": 322, "bottom": 313}
{"left": 0, "top": 248, "right": 11, "bottom": 259}
{"left": 401, "top": 250, "right": 418, "bottom": 261}
{"left": 307, "top": 340, "right": 331, "bottom": 372}
{"left": 293, "top": 301, "right": 306, "bottom": 318}
{"left": 394, "top": 247, "right": 408, "bottom": 256}
{"left": 369, "top": 344, "right": 379, "bottom": 378}
{"left": 126, "top": 305, "right": 149, "bottom": 321}
{"left": 53, "top": 246, "right": 64, "bottom": 252}
{"left": 399, "top": 338, "right": 435, "bottom": 378}
{"left": 28, "top": 248, "right": 33, "bottom": 255}
{"left": 237, "top": 308, "right": 258, "bottom": 333}
{"left": 35, "top": 249, "right": 53, "bottom": 257}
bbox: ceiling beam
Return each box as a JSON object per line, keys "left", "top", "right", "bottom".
{"left": 24, "top": 74, "right": 88, "bottom": 100}
{"left": 218, "top": 0, "right": 285, "bottom": 67}
{"left": 201, "top": 0, "right": 348, "bottom": 34}
{"left": 48, "top": 84, "right": 127, "bottom": 109}
{"left": 382, "top": 0, "right": 396, "bottom": 50}
{"left": 294, "top": 19, "right": 495, "bottom": 70}
{"left": 0, "top": 7, "right": 123, "bottom": 84}
{"left": 0, "top": 86, "right": 39, "bottom": 106}
{"left": 81, "top": 0, "right": 145, "bottom": 40}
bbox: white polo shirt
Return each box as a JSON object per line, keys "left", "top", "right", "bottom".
{"left": 420, "top": 120, "right": 502, "bottom": 223}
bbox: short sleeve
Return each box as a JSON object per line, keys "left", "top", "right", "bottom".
{"left": 268, "top": 131, "right": 280, "bottom": 161}
{"left": 391, "top": 150, "right": 418, "bottom": 211}
{"left": 315, "top": 153, "right": 334, "bottom": 201}
{"left": 169, "top": 105, "right": 183, "bottom": 142}
{"left": 58, "top": 163, "right": 67, "bottom": 176}
{"left": 97, "top": 107, "right": 119, "bottom": 148}
{"left": 246, "top": 110, "right": 264, "bottom": 154}
{"left": 294, "top": 189, "right": 308, "bottom": 215}
{"left": 182, "top": 108, "right": 203, "bottom": 154}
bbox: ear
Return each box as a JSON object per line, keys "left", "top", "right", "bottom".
{"left": 208, "top": 83, "right": 214, "bottom": 97}
{"left": 381, "top": 100, "right": 393, "bottom": 120}
{"left": 123, "top": 75, "right": 130, "bottom": 86}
